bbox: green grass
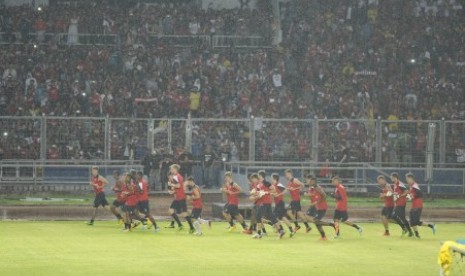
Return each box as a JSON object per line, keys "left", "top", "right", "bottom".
{"left": 1, "top": 194, "right": 464, "bottom": 209}
{"left": 0, "top": 221, "right": 463, "bottom": 276}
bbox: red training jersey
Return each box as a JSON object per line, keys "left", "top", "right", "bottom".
{"left": 273, "top": 183, "right": 285, "bottom": 204}
{"left": 254, "top": 181, "right": 263, "bottom": 205}
{"left": 257, "top": 183, "right": 273, "bottom": 205}
{"left": 138, "top": 179, "right": 149, "bottom": 202}
{"left": 309, "top": 186, "right": 328, "bottom": 211}
{"left": 409, "top": 182, "right": 423, "bottom": 209}
{"left": 334, "top": 184, "right": 348, "bottom": 211}
{"left": 383, "top": 186, "right": 394, "bottom": 208}
{"left": 192, "top": 186, "right": 203, "bottom": 209}
{"left": 287, "top": 178, "right": 301, "bottom": 201}
{"left": 114, "top": 179, "right": 124, "bottom": 202}
{"left": 393, "top": 180, "right": 407, "bottom": 207}
{"left": 173, "top": 173, "right": 186, "bottom": 200}
{"left": 92, "top": 175, "right": 105, "bottom": 194}
{"left": 226, "top": 183, "right": 240, "bottom": 205}
{"left": 125, "top": 183, "right": 139, "bottom": 206}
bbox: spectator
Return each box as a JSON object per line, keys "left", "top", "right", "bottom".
{"left": 201, "top": 144, "right": 218, "bottom": 188}
{"left": 67, "top": 17, "right": 79, "bottom": 45}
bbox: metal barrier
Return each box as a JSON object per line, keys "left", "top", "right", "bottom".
{"left": 0, "top": 159, "right": 142, "bottom": 193}
{"left": 223, "top": 161, "right": 465, "bottom": 195}
{"left": 0, "top": 32, "right": 269, "bottom": 48}
{"left": 150, "top": 35, "right": 211, "bottom": 47}
{"left": 0, "top": 32, "right": 119, "bottom": 46}
{"left": 0, "top": 116, "right": 464, "bottom": 167}
{"left": 212, "top": 35, "right": 269, "bottom": 48}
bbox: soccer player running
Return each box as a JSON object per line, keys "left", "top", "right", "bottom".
{"left": 87, "top": 166, "right": 111, "bottom": 225}
{"left": 284, "top": 169, "right": 312, "bottom": 233}
{"left": 110, "top": 170, "right": 125, "bottom": 225}
{"left": 305, "top": 175, "right": 336, "bottom": 241}
{"left": 377, "top": 175, "right": 395, "bottom": 236}
{"left": 270, "top": 173, "right": 295, "bottom": 237}
{"left": 221, "top": 172, "right": 248, "bottom": 232}
{"left": 243, "top": 173, "right": 258, "bottom": 235}
{"left": 391, "top": 172, "right": 414, "bottom": 237}
{"left": 330, "top": 176, "right": 362, "bottom": 238}
{"left": 251, "top": 173, "right": 286, "bottom": 239}
{"left": 185, "top": 176, "right": 211, "bottom": 236}
{"left": 136, "top": 171, "right": 159, "bottom": 233}
{"left": 121, "top": 172, "right": 141, "bottom": 232}
{"left": 405, "top": 173, "right": 436, "bottom": 238}
{"left": 167, "top": 164, "right": 195, "bottom": 233}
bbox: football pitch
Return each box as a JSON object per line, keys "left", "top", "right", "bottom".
{"left": 0, "top": 221, "right": 462, "bottom": 276}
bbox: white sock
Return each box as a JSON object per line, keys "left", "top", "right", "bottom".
{"left": 193, "top": 221, "right": 200, "bottom": 232}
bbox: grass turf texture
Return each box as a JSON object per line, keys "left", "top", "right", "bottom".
{"left": 2, "top": 195, "right": 465, "bottom": 208}
{"left": 1, "top": 221, "right": 463, "bottom": 276}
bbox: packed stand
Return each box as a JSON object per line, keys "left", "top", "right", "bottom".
{"left": 0, "top": 0, "right": 463, "bottom": 164}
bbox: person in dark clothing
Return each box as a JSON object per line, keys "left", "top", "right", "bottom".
{"left": 178, "top": 147, "right": 194, "bottom": 178}
{"left": 201, "top": 145, "right": 218, "bottom": 188}
{"left": 159, "top": 149, "right": 174, "bottom": 191}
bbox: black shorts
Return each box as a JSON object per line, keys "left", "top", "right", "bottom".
{"left": 409, "top": 208, "right": 423, "bottom": 226}
{"left": 306, "top": 206, "right": 317, "bottom": 217}
{"left": 393, "top": 205, "right": 406, "bottom": 218}
{"left": 191, "top": 208, "right": 202, "bottom": 219}
{"left": 250, "top": 205, "right": 257, "bottom": 224}
{"left": 307, "top": 207, "right": 326, "bottom": 221}
{"left": 288, "top": 200, "right": 302, "bottom": 213}
{"left": 333, "top": 210, "right": 349, "bottom": 222}
{"left": 170, "top": 199, "right": 187, "bottom": 214}
{"left": 256, "top": 204, "right": 278, "bottom": 225}
{"left": 224, "top": 204, "right": 240, "bottom": 217}
{"left": 112, "top": 200, "right": 124, "bottom": 208}
{"left": 381, "top": 207, "right": 394, "bottom": 219}
{"left": 137, "top": 200, "right": 150, "bottom": 214}
{"left": 274, "top": 201, "right": 287, "bottom": 219}
{"left": 124, "top": 204, "right": 137, "bottom": 215}
{"left": 93, "top": 192, "right": 109, "bottom": 208}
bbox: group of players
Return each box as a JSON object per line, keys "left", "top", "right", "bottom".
{"left": 377, "top": 172, "right": 436, "bottom": 238}
{"left": 221, "top": 169, "right": 361, "bottom": 240}
{"left": 87, "top": 164, "right": 436, "bottom": 240}
{"left": 86, "top": 166, "right": 159, "bottom": 232}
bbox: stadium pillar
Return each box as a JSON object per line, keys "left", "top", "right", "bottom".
{"left": 271, "top": 0, "right": 282, "bottom": 45}
{"left": 439, "top": 118, "right": 446, "bottom": 165}
{"left": 249, "top": 116, "right": 255, "bottom": 161}
{"left": 185, "top": 113, "right": 192, "bottom": 152}
{"left": 40, "top": 115, "right": 47, "bottom": 159}
{"left": 375, "top": 117, "right": 382, "bottom": 164}
{"left": 167, "top": 119, "right": 172, "bottom": 152}
{"left": 147, "top": 119, "right": 155, "bottom": 155}
{"left": 104, "top": 116, "right": 110, "bottom": 160}
{"left": 311, "top": 116, "right": 318, "bottom": 162}
{"left": 426, "top": 123, "right": 436, "bottom": 196}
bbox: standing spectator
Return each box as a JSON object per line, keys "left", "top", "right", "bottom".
{"left": 201, "top": 144, "right": 217, "bottom": 188}
{"left": 178, "top": 147, "right": 194, "bottom": 178}
{"left": 189, "top": 17, "right": 201, "bottom": 35}
{"left": 67, "top": 17, "right": 79, "bottom": 45}
{"left": 34, "top": 17, "right": 46, "bottom": 43}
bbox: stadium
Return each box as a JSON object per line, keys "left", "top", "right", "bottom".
{"left": 0, "top": 0, "right": 464, "bottom": 275}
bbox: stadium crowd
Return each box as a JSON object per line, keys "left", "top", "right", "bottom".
{"left": 0, "top": 0, "right": 463, "bottom": 165}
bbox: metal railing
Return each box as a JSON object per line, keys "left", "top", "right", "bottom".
{"left": 0, "top": 32, "right": 269, "bottom": 48}
{"left": 0, "top": 116, "right": 464, "bottom": 167}
{"left": 0, "top": 159, "right": 142, "bottom": 193}
{"left": 0, "top": 32, "right": 119, "bottom": 46}
{"left": 223, "top": 161, "right": 465, "bottom": 195}
{"left": 0, "top": 32, "right": 271, "bottom": 48}
{"left": 212, "top": 35, "right": 269, "bottom": 48}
